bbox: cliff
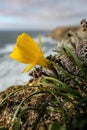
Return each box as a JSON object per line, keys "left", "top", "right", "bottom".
{"left": 47, "top": 26, "right": 79, "bottom": 41}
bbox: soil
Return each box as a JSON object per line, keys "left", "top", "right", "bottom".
{"left": 0, "top": 79, "right": 61, "bottom": 130}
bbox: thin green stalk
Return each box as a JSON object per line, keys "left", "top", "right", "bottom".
{"left": 11, "top": 90, "right": 38, "bottom": 125}
{"left": 52, "top": 61, "right": 84, "bottom": 88}
{"left": 39, "top": 79, "right": 76, "bottom": 104}
{"left": 51, "top": 61, "right": 87, "bottom": 96}
{"left": 0, "top": 85, "right": 30, "bottom": 105}
{"left": 43, "top": 76, "right": 82, "bottom": 99}
{"left": 11, "top": 90, "right": 56, "bottom": 127}
{"left": 64, "top": 45, "right": 87, "bottom": 82}
{"left": 11, "top": 89, "right": 63, "bottom": 128}
{"left": 14, "top": 107, "right": 38, "bottom": 130}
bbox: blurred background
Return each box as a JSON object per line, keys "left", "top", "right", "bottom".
{"left": 0, "top": 0, "right": 87, "bottom": 91}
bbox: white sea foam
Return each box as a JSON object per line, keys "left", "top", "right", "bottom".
{"left": 34, "top": 35, "right": 57, "bottom": 45}
{"left": 0, "top": 44, "right": 15, "bottom": 54}
{"left": 0, "top": 58, "right": 31, "bottom": 91}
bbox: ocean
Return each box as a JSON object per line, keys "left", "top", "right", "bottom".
{"left": 0, "top": 30, "right": 57, "bottom": 91}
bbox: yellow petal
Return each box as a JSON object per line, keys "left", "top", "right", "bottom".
{"left": 38, "top": 55, "right": 49, "bottom": 67}
{"left": 16, "top": 46, "right": 40, "bottom": 60}
{"left": 9, "top": 48, "right": 30, "bottom": 64}
{"left": 22, "top": 64, "right": 35, "bottom": 73}
{"left": 15, "top": 33, "right": 41, "bottom": 61}
{"left": 17, "top": 33, "right": 40, "bottom": 55}
{"left": 10, "top": 46, "right": 40, "bottom": 64}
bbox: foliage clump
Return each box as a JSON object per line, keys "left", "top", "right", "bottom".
{"left": 0, "top": 19, "right": 87, "bottom": 130}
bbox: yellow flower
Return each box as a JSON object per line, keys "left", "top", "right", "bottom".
{"left": 9, "top": 33, "right": 50, "bottom": 73}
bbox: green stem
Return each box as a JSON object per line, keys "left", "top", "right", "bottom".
{"left": 43, "top": 76, "right": 82, "bottom": 99}
{"left": 0, "top": 85, "right": 30, "bottom": 105}
{"left": 11, "top": 89, "right": 62, "bottom": 128}
{"left": 64, "top": 45, "right": 87, "bottom": 82}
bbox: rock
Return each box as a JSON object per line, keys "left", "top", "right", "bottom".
{"left": 47, "top": 26, "right": 79, "bottom": 41}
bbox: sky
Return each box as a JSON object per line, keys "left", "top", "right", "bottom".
{"left": 0, "top": 0, "right": 87, "bottom": 30}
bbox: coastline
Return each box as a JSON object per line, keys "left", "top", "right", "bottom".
{"left": 47, "top": 26, "right": 79, "bottom": 41}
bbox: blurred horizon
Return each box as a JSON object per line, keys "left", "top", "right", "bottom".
{"left": 0, "top": 0, "right": 87, "bottom": 31}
